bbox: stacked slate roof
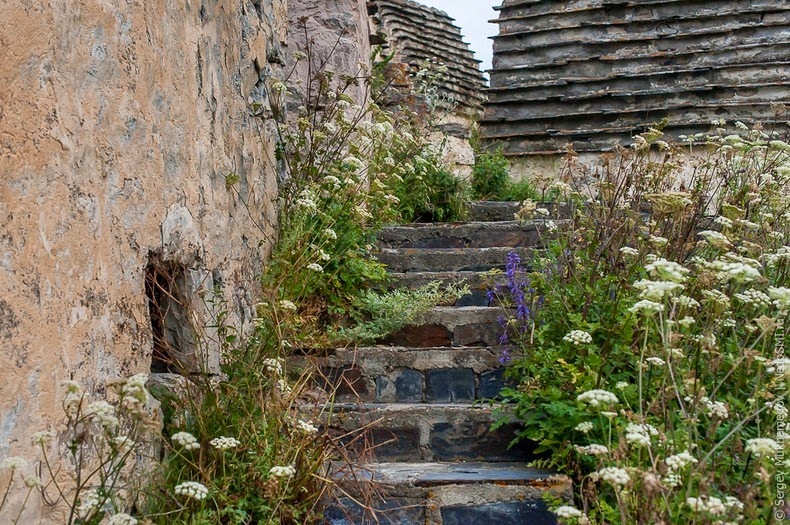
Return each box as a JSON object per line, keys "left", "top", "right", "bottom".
{"left": 368, "top": 0, "right": 487, "bottom": 114}
{"left": 481, "top": 0, "right": 790, "bottom": 156}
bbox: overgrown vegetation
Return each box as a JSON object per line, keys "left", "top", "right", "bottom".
{"left": 491, "top": 120, "right": 790, "bottom": 524}
{"left": 471, "top": 147, "right": 538, "bottom": 202}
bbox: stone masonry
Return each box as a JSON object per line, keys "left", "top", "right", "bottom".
{"left": 0, "top": 1, "right": 286, "bottom": 521}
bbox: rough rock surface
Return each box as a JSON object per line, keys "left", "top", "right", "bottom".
{"left": 0, "top": 1, "right": 285, "bottom": 520}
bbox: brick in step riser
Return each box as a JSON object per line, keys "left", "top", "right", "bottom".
{"left": 385, "top": 306, "right": 505, "bottom": 347}
{"left": 468, "top": 201, "right": 573, "bottom": 222}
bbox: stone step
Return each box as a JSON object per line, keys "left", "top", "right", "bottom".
{"left": 385, "top": 306, "right": 504, "bottom": 348}
{"left": 468, "top": 201, "right": 571, "bottom": 222}
{"left": 326, "top": 462, "right": 569, "bottom": 524}
{"left": 375, "top": 246, "right": 533, "bottom": 273}
{"left": 315, "top": 346, "right": 509, "bottom": 404}
{"left": 390, "top": 271, "right": 510, "bottom": 307}
{"left": 378, "top": 221, "right": 547, "bottom": 249}
{"left": 325, "top": 403, "right": 532, "bottom": 463}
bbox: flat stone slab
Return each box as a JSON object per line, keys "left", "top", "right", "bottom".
{"left": 370, "top": 462, "right": 556, "bottom": 487}
{"left": 468, "top": 201, "right": 572, "bottom": 222}
{"left": 389, "top": 271, "right": 501, "bottom": 307}
{"left": 386, "top": 306, "right": 505, "bottom": 347}
{"left": 324, "top": 403, "right": 531, "bottom": 462}
{"left": 374, "top": 246, "right": 534, "bottom": 273}
{"left": 378, "top": 221, "right": 546, "bottom": 249}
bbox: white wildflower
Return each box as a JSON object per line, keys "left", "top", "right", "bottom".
{"left": 269, "top": 465, "right": 296, "bottom": 479}
{"left": 702, "top": 397, "right": 729, "bottom": 419}
{"left": 24, "top": 476, "right": 42, "bottom": 488}
{"left": 677, "top": 316, "right": 695, "bottom": 328}
{"left": 577, "top": 389, "right": 618, "bottom": 408}
{"left": 593, "top": 466, "right": 630, "bottom": 487}
{"left": 673, "top": 295, "right": 700, "bottom": 308}
{"left": 555, "top": 505, "right": 583, "bottom": 518}
{"left": 574, "top": 444, "right": 609, "bottom": 456}
{"left": 645, "top": 258, "right": 690, "bottom": 282}
{"left": 31, "top": 430, "right": 56, "bottom": 446}
{"left": 78, "top": 489, "right": 101, "bottom": 514}
{"left": 649, "top": 235, "right": 668, "bottom": 247}
{"left": 324, "top": 228, "right": 338, "bottom": 240}
{"left": 745, "top": 437, "right": 781, "bottom": 457}
{"left": 175, "top": 481, "right": 209, "bottom": 500}
{"left": 210, "top": 436, "right": 241, "bottom": 451}
{"left": 646, "top": 356, "right": 666, "bottom": 366}
{"left": 734, "top": 289, "right": 772, "bottom": 308}
{"left": 278, "top": 300, "right": 297, "bottom": 311}
{"left": 295, "top": 420, "right": 319, "bottom": 435}
{"left": 536, "top": 207, "right": 550, "bottom": 217}
{"left": 563, "top": 330, "right": 593, "bottom": 345}
{"left": 665, "top": 451, "right": 698, "bottom": 471}
{"left": 714, "top": 216, "right": 734, "bottom": 229}
{"left": 698, "top": 230, "right": 732, "bottom": 248}
{"left": 634, "top": 280, "right": 685, "bottom": 301}
{"left": 307, "top": 263, "right": 324, "bottom": 273}
{"left": 262, "top": 357, "right": 284, "bottom": 375}
{"left": 628, "top": 299, "right": 664, "bottom": 314}
{"left": 1, "top": 457, "right": 28, "bottom": 471}
{"left": 172, "top": 432, "right": 200, "bottom": 451}
{"left": 620, "top": 246, "right": 639, "bottom": 257}
{"left": 86, "top": 401, "right": 119, "bottom": 431}
{"left": 615, "top": 382, "right": 630, "bottom": 390}
{"left": 575, "top": 422, "right": 594, "bottom": 433}
{"left": 768, "top": 287, "right": 790, "bottom": 311}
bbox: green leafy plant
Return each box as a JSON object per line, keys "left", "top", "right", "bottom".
{"left": 491, "top": 122, "right": 790, "bottom": 524}
{"left": 472, "top": 148, "right": 538, "bottom": 202}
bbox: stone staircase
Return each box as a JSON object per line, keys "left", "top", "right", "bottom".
{"left": 320, "top": 202, "right": 571, "bottom": 524}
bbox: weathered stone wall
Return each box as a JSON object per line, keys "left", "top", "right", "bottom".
{"left": 0, "top": 1, "right": 285, "bottom": 519}
{"left": 286, "top": 0, "right": 372, "bottom": 106}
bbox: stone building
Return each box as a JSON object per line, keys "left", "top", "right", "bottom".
{"left": 482, "top": 0, "right": 790, "bottom": 176}
{"left": 369, "top": 0, "right": 488, "bottom": 178}
{"left": 1, "top": 1, "right": 287, "bottom": 520}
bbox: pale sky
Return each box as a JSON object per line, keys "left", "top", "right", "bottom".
{"left": 418, "top": 0, "right": 501, "bottom": 77}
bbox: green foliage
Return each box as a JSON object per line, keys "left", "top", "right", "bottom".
{"left": 492, "top": 125, "right": 790, "bottom": 524}
{"left": 391, "top": 149, "right": 470, "bottom": 223}
{"left": 472, "top": 149, "right": 538, "bottom": 202}
{"left": 335, "top": 281, "right": 470, "bottom": 343}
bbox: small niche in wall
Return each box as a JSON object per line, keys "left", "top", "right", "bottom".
{"left": 144, "top": 254, "right": 198, "bottom": 374}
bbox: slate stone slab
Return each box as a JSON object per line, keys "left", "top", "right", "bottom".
{"left": 427, "top": 368, "right": 475, "bottom": 403}
{"left": 442, "top": 500, "right": 557, "bottom": 525}
{"left": 322, "top": 366, "right": 368, "bottom": 397}
{"left": 324, "top": 497, "right": 425, "bottom": 525}
{"left": 394, "top": 369, "right": 424, "bottom": 402}
{"left": 479, "top": 368, "right": 508, "bottom": 399}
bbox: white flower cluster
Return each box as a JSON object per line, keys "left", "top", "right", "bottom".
{"left": 768, "top": 287, "right": 790, "bottom": 311}
{"left": 295, "top": 419, "right": 319, "bottom": 435}
{"left": 31, "top": 430, "right": 55, "bottom": 446}
{"left": 262, "top": 358, "right": 283, "bottom": 376}
{"left": 745, "top": 437, "right": 781, "bottom": 458}
{"left": 278, "top": 300, "right": 297, "bottom": 311}
{"left": 86, "top": 401, "right": 119, "bottom": 432}
{"left": 295, "top": 189, "right": 318, "bottom": 211}
{"left": 574, "top": 444, "right": 609, "bottom": 456}
{"left": 563, "top": 330, "right": 593, "bottom": 345}
{"left": 702, "top": 288, "right": 731, "bottom": 308}
{"left": 620, "top": 246, "right": 639, "bottom": 257}
{"left": 714, "top": 216, "right": 733, "bottom": 229}
{"left": 733, "top": 289, "right": 772, "bottom": 308}
{"left": 628, "top": 299, "right": 664, "bottom": 314}
{"left": 634, "top": 280, "right": 685, "bottom": 301}
{"left": 698, "top": 230, "right": 732, "bottom": 248}
{"left": 645, "top": 356, "right": 665, "bottom": 366}
{"left": 62, "top": 380, "right": 84, "bottom": 417}
{"left": 625, "top": 423, "right": 658, "bottom": 447}
{"left": 323, "top": 228, "right": 338, "bottom": 240}
{"left": 665, "top": 450, "right": 698, "bottom": 471}
{"left": 307, "top": 262, "right": 324, "bottom": 273}
{"left": 269, "top": 465, "right": 296, "bottom": 479}
{"left": 121, "top": 373, "right": 150, "bottom": 417}
{"left": 1, "top": 456, "right": 28, "bottom": 470}
{"left": 702, "top": 397, "right": 729, "bottom": 419}
{"left": 575, "top": 422, "right": 594, "bottom": 433}
{"left": 172, "top": 432, "right": 200, "bottom": 451}
{"left": 764, "top": 246, "right": 790, "bottom": 268}
{"left": 649, "top": 235, "right": 668, "bottom": 247}
{"left": 210, "top": 436, "right": 241, "bottom": 450}
{"left": 686, "top": 496, "right": 727, "bottom": 516}
{"left": 709, "top": 260, "right": 762, "bottom": 283}
{"left": 645, "top": 258, "right": 690, "bottom": 282}
{"left": 592, "top": 466, "right": 630, "bottom": 487}
{"left": 78, "top": 489, "right": 101, "bottom": 514}
{"left": 108, "top": 513, "right": 138, "bottom": 525}
{"left": 276, "top": 379, "right": 293, "bottom": 395}
{"left": 673, "top": 295, "right": 700, "bottom": 309}
{"left": 175, "top": 481, "right": 208, "bottom": 500}
{"left": 577, "top": 389, "right": 618, "bottom": 407}
{"left": 555, "top": 505, "right": 583, "bottom": 518}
